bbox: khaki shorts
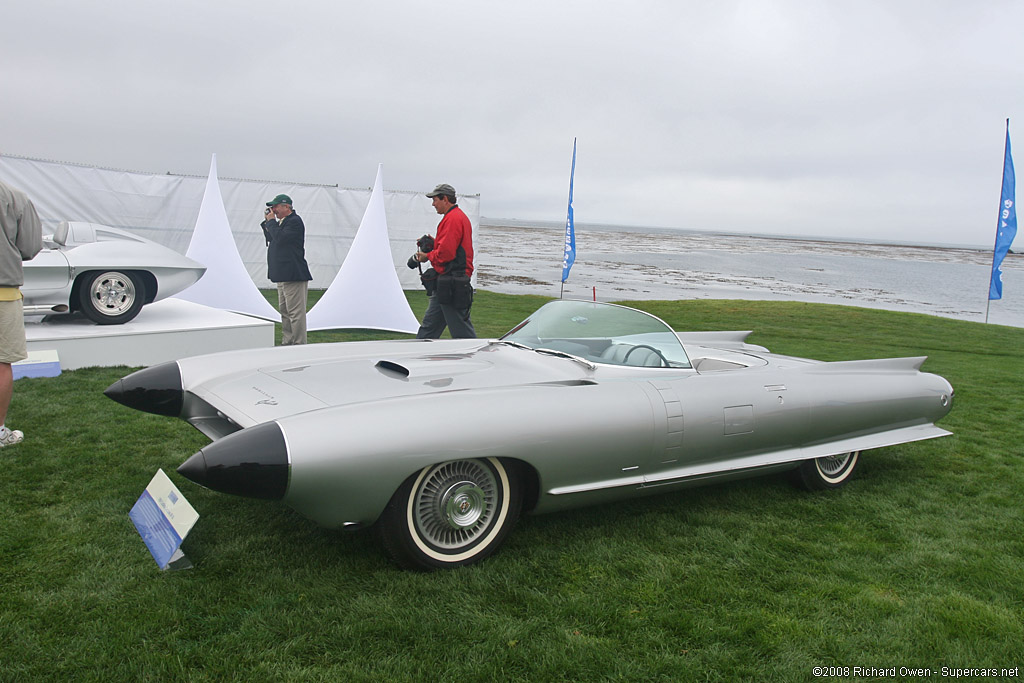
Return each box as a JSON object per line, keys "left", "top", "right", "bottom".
{"left": 0, "top": 298, "right": 28, "bottom": 364}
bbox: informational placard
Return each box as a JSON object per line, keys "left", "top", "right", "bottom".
{"left": 129, "top": 469, "right": 199, "bottom": 570}
{"left": 12, "top": 349, "right": 61, "bottom": 379}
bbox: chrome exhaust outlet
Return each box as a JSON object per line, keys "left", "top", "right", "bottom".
{"left": 23, "top": 304, "right": 70, "bottom": 315}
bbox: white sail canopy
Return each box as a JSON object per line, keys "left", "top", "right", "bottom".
{"left": 307, "top": 165, "right": 419, "bottom": 333}
{"left": 174, "top": 154, "right": 281, "bottom": 321}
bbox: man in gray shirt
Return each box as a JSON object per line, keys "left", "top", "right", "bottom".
{"left": 0, "top": 181, "right": 43, "bottom": 448}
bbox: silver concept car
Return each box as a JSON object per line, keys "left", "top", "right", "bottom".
{"left": 23, "top": 221, "right": 205, "bottom": 324}
{"left": 105, "top": 300, "right": 954, "bottom": 570}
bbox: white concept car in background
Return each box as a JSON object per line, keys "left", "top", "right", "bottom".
{"left": 23, "top": 221, "right": 205, "bottom": 325}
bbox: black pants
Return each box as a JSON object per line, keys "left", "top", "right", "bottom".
{"left": 416, "top": 294, "right": 476, "bottom": 339}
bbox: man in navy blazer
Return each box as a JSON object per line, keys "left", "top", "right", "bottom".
{"left": 261, "top": 194, "right": 312, "bottom": 345}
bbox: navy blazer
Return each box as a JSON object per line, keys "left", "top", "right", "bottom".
{"left": 261, "top": 212, "right": 312, "bottom": 283}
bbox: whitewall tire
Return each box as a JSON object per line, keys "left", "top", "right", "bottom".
{"left": 378, "top": 458, "right": 521, "bottom": 570}
{"left": 796, "top": 451, "right": 860, "bottom": 491}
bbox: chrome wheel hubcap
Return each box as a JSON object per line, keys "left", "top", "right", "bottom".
{"left": 443, "top": 481, "right": 486, "bottom": 529}
{"left": 90, "top": 272, "right": 136, "bottom": 315}
{"left": 414, "top": 461, "right": 498, "bottom": 550}
{"left": 818, "top": 452, "right": 853, "bottom": 476}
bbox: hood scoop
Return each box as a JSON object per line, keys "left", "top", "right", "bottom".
{"left": 374, "top": 357, "right": 493, "bottom": 382}
{"left": 376, "top": 360, "right": 410, "bottom": 378}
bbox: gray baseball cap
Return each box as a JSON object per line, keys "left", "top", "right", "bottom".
{"left": 426, "top": 183, "right": 456, "bottom": 198}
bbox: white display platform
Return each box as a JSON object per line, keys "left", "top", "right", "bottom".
{"left": 25, "top": 299, "right": 274, "bottom": 370}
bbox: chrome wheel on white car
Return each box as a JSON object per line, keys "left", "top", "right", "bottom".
{"left": 78, "top": 270, "right": 146, "bottom": 324}
{"left": 796, "top": 451, "right": 860, "bottom": 490}
{"left": 379, "top": 458, "right": 521, "bottom": 570}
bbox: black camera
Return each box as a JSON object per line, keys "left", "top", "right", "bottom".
{"left": 407, "top": 234, "right": 435, "bottom": 269}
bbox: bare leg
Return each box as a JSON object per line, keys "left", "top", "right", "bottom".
{"left": 0, "top": 362, "right": 12, "bottom": 427}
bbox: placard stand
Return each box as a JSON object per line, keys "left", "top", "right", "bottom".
{"left": 129, "top": 469, "right": 199, "bottom": 571}
{"left": 163, "top": 548, "right": 194, "bottom": 571}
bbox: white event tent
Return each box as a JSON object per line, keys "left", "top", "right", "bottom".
{"left": 0, "top": 153, "right": 480, "bottom": 310}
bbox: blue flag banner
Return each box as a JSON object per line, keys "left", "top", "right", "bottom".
{"left": 990, "top": 121, "right": 1017, "bottom": 300}
{"left": 561, "top": 138, "right": 577, "bottom": 283}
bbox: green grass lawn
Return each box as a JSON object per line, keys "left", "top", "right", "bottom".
{"left": 2, "top": 291, "right": 1022, "bottom": 681}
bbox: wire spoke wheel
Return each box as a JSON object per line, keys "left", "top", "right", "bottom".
{"left": 379, "top": 457, "right": 521, "bottom": 570}
{"left": 796, "top": 451, "right": 860, "bottom": 490}
{"left": 413, "top": 460, "right": 498, "bottom": 550}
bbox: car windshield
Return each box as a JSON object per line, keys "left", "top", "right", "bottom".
{"left": 501, "top": 300, "right": 692, "bottom": 369}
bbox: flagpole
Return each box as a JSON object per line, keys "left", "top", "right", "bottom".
{"left": 983, "top": 122, "right": 999, "bottom": 323}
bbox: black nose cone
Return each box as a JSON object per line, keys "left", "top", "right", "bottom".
{"left": 178, "top": 421, "right": 289, "bottom": 500}
{"left": 104, "top": 361, "right": 183, "bottom": 417}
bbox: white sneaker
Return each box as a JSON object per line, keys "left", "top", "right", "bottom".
{"left": 0, "top": 428, "right": 24, "bottom": 447}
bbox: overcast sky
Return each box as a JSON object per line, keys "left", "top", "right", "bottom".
{"left": 4, "top": 0, "right": 1023, "bottom": 247}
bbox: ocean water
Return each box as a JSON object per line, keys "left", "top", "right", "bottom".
{"left": 475, "top": 221, "right": 1024, "bottom": 329}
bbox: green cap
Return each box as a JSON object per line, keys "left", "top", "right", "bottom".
{"left": 266, "top": 194, "right": 293, "bottom": 207}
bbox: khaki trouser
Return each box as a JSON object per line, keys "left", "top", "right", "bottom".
{"left": 277, "top": 281, "right": 308, "bottom": 345}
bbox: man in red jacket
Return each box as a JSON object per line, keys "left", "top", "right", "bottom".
{"left": 413, "top": 183, "right": 476, "bottom": 338}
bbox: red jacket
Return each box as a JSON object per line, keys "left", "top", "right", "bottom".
{"left": 427, "top": 205, "right": 474, "bottom": 276}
